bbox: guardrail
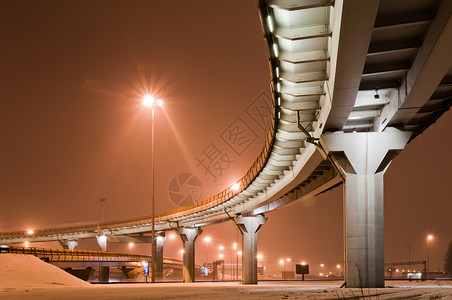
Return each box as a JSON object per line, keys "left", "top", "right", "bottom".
{"left": 0, "top": 245, "right": 181, "bottom": 266}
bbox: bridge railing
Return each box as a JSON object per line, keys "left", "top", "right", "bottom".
{"left": 1, "top": 245, "right": 153, "bottom": 262}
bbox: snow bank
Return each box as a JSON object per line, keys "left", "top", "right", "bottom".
{"left": 0, "top": 254, "right": 90, "bottom": 291}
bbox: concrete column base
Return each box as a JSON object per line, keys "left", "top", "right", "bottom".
{"left": 235, "top": 214, "right": 267, "bottom": 284}
{"left": 153, "top": 232, "right": 166, "bottom": 282}
{"left": 99, "top": 266, "right": 110, "bottom": 283}
{"left": 177, "top": 227, "right": 202, "bottom": 283}
{"left": 321, "top": 128, "right": 411, "bottom": 288}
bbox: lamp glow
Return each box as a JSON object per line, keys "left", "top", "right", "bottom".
{"left": 273, "top": 43, "right": 279, "bottom": 57}
{"left": 267, "top": 15, "right": 274, "bottom": 32}
{"left": 142, "top": 94, "right": 163, "bottom": 108}
{"left": 231, "top": 183, "right": 240, "bottom": 192}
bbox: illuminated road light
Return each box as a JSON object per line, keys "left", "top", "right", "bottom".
{"left": 267, "top": 15, "right": 274, "bottom": 32}
{"left": 231, "top": 183, "right": 240, "bottom": 192}
{"left": 142, "top": 95, "right": 163, "bottom": 108}
{"left": 27, "top": 230, "right": 34, "bottom": 235}
{"left": 142, "top": 95, "right": 155, "bottom": 107}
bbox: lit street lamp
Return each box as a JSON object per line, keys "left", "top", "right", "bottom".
{"left": 427, "top": 234, "right": 434, "bottom": 272}
{"left": 142, "top": 94, "right": 163, "bottom": 283}
{"left": 204, "top": 236, "right": 211, "bottom": 265}
{"left": 279, "top": 259, "right": 285, "bottom": 272}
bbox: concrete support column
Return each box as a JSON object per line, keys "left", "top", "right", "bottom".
{"left": 234, "top": 214, "right": 267, "bottom": 284}
{"left": 153, "top": 232, "right": 166, "bottom": 281}
{"left": 321, "top": 128, "right": 411, "bottom": 288}
{"left": 177, "top": 227, "right": 202, "bottom": 283}
{"left": 58, "top": 239, "right": 78, "bottom": 250}
{"left": 99, "top": 266, "right": 109, "bottom": 283}
{"left": 96, "top": 235, "right": 108, "bottom": 252}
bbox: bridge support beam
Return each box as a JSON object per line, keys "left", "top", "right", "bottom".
{"left": 235, "top": 214, "right": 267, "bottom": 284}
{"left": 96, "top": 235, "right": 108, "bottom": 252}
{"left": 177, "top": 227, "right": 202, "bottom": 283}
{"left": 58, "top": 239, "right": 78, "bottom": 250}
{"left": 153, "top": 232, "right": 166, "bottom": 281}
{"left": 321, "top": 129, "right": 411, "bottom": 288}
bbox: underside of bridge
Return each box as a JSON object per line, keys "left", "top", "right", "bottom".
{"left": 1, "top": 0, "right": 451, "bottom": 289}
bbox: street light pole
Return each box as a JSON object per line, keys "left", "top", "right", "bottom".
{"left": 142, "top": 94, "right": 162, "bottom": 284}
{"left": 99, "top": 198, "right": 106, "bottom": 222}
{"left": 404, "top": 243, "right": 411, "bottom": 271}
{"left": 151, "top": 105, "right": 156, "bottom": 283}
{"left": 427, "top": 234, "right": 434, "bottom": 273}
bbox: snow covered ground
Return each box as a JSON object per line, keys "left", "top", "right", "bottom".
{"left": 1, "top": 254, "right": 451, "bottom": 299}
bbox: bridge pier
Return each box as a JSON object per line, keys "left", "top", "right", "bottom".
{"left": 234, "top": 214, "right": 267, "bottom": 284}
{"left": 99, "top": 266, "right": 110, "bottom": 283}
{"left": 177, "top": 227, "right": 202, "bottom": 283}
{"left": 321, "top": 129, "right": 411, "bottom": 288}
{"left": 153, "top": 232, "right": 166, "bottom": 281}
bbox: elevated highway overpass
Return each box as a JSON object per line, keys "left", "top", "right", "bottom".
{"left": 1, "top": 0, "right": 451, "bottom": 288}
